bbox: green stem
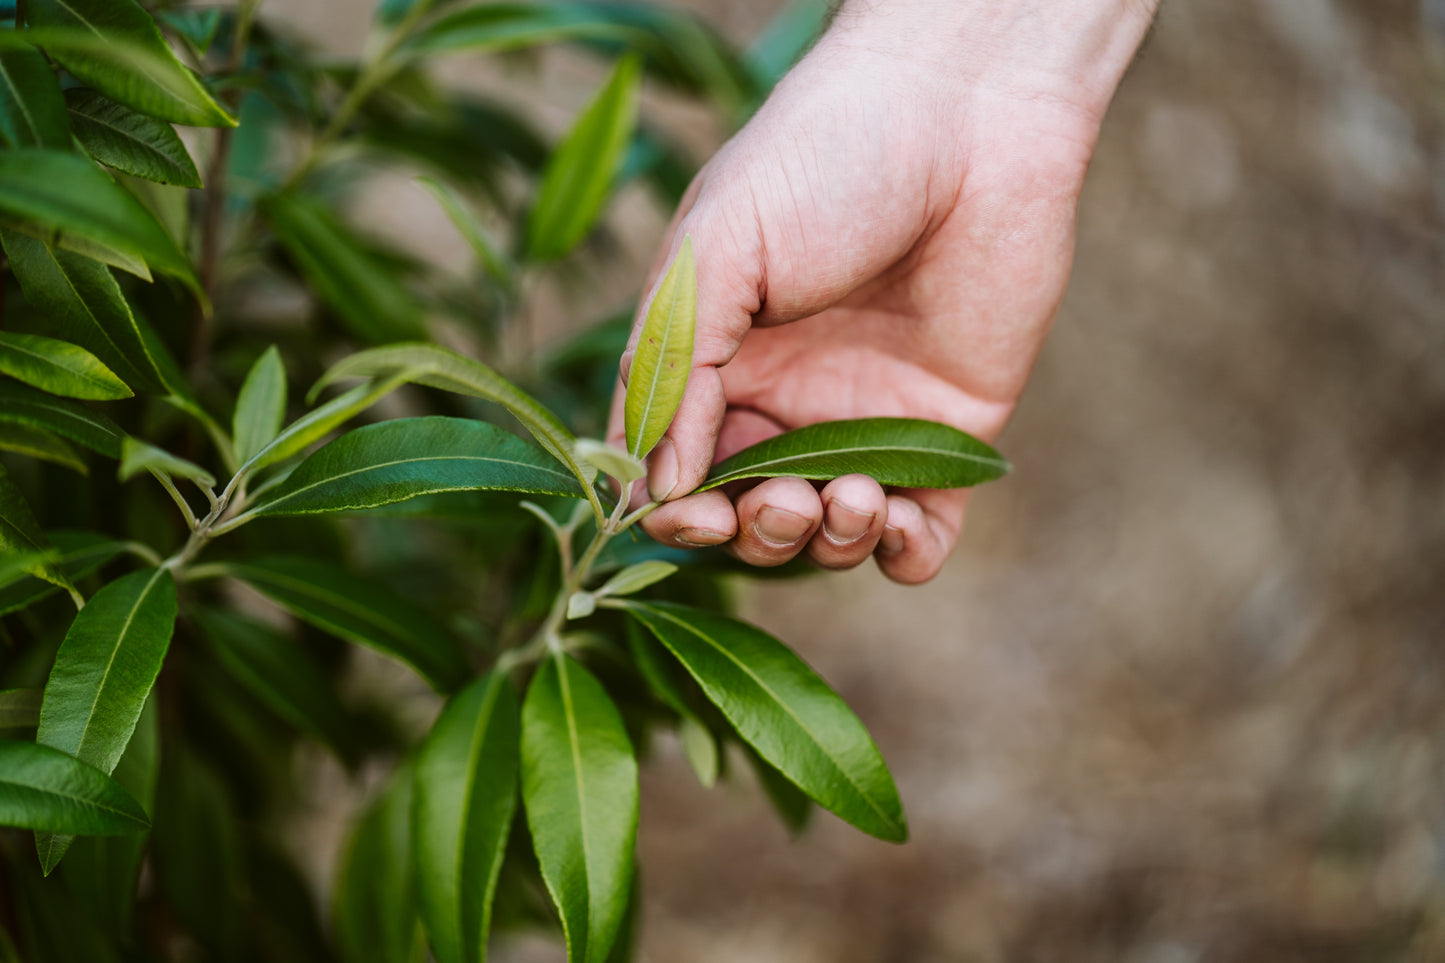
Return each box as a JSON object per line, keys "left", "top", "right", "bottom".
{"left": 150, "top": 469, "right": 198, "bottom": 531}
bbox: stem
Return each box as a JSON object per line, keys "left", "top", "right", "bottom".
{"left": 150, "top": 469, "right": 199, "bottom": 531}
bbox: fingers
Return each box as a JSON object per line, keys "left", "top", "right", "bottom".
{"left": 806, "top": 475, "right": 888, "bottom": 569}
{"left": 728, "top": 477, "right": 822, "bottom": 567}
{"left": 874, "top": 489, "right": 969, "bottom": 585}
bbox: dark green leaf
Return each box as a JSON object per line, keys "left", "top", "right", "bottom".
{"left": 0, "top": 331, "right": 132, "bottom": 400}
{"left": 0, "top": 381, "right": 124, "bottom": 458}
{"left": 0, "top": 530, "right": 126, "bottom": 617}
{"left": 526, "top": 54, "right": 640, "bottom": 261}
{"left": 262, "top": 193, "right": 428, "bottom": 344}
{"left": 216, "top": 556, "right": 468, "bottom": 691}
{"left": 624, "top": 619, "right": 712, "bottom": 787}
{"left": 251, "top": 417, "right": 582, "bottom": 518}
{"left": 66, "top": 89, "right": 203, "bottom": 188}
{"left": 699, "top": 418, "right": 1010, "bottom": 492}
{"left": 0, "top": 462, "right": 75, "bottom": 594}
{"left": 0, "top": 47, "right": 70, "bottom": 148}
{"left": 0, "top": 151, "right": 198, "bottom": 290}
{"left": 414, "top": 671, "right": 520, "bottom": 963}
{"left": 335, "top": 766, "right": 424, "bottom": 963}
{"left": 232, "top": 345, "right": 288, "bottom": 464}
{"left": 0, "top": 689, "right": 42, "bottom": 728}
{"left": 118, "top": 436, "right": 215, "bottom": 487}
{"left": 0, "top": 421, "right": 88, "bottom": 474}
{"left": 620, "top": 600, "right": 907, "bottom": 842}
{"left": 157, "top": 9, "right": 223, "bottom": 57}
{"left": 624, "top": 235, "right": 694, "bottom": 460}
{"left": 0, "top": 741, "right": 149, "bottom": 835}
{"left": 522, "top": 653, "right": 638, "bottom": 963}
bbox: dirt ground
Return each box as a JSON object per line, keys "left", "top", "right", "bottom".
{"left": 273, "top": 1, "right": 1445, "bottom": 960}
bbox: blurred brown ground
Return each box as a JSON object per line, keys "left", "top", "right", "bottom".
{"left": 272, "top": 1, "right": 1445, "bottom": 960}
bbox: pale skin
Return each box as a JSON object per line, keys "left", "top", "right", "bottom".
{"left": 609, "top": 0, "right": 1160, "bottom": 583}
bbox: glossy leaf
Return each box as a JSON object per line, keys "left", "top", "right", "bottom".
{"left": 0, "top": 531, "right": 126, "bottom": 617}
{"left": 217, "top": 556, "right": 468, "bottom": 690}
{"left": 624, "top": 236, "right": 694, "bottom": 460}
{"left": 251, "top": 417, "right": 583, "bottom": 518}
{"left": 244, "top": 375, "right": 409, "bottom": 474}
{"left": 596, "top": 560, "right": 676, "bottom": 599}
{"left": 0, "top": 462, "right": 75, "bottom": 593}
{"left": 118, "top": 437, "right": 216, "bottom": 487}
{"left": 572, "top": 439, "right": 644, "bottom": 486}
{"left": 262, "top": 193, "right": 428, "bottom": 344}
{"left": 413, "top": 671, "right": 520, "bottom": 963}
{"left": 232, "top": 345, "right": 288, "bottom": 464}
{"left": 335, "top": 767, "right": 425, "bottom": 963}
{"left": 0, "top": 332, "right": 132, "bottom": 400}
{"left": 0, "top": 151, "right": 197, "bottom": 289}
{"left": 525, "top": 54, "right": 640, "bottom": 261}
{"left": 0, "top": 47, "right": 70, "bottom": 148}
{"left": 699, "top": 417, "right": 1009, "bottom": 492}
{"left": 620, "top": 600, "right": 907, "bottom": 842}
{"left": 522, "top": 653, "right": 638, "bottom": 963}
{"left": 0, "top": 689, "right": 42, "bottom": 729}
{"left": 0, "top": 742, "right": 149, "bottom": 835}
{"left": 21, "top": 8, "right": 235, "bottom": 127}
{"left": 0, "top": 422, "right": 88, "bottom": 474}
{"left": 0, "top": 382, "right": 123, "bottom": 458}
{"left": 66, "top": 89, "right": 203, "bottom": 188}
{"left": 36, "top": 567, "right": 177, "bottom": 873}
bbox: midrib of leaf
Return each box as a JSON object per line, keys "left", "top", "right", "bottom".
{"left": 0, "top": 403, "right": 121, "bottom": 447}
{"left": 558, "top": 656, "right": 593, "bottom": 960}
{"left": 632, "top": 281, "right": 681, "bottom": 460}
{"left": 705, "top": 442, "right": 1008, "bottom": 487}
{"left": 70, "top": 102, "right": 167, "bottom": 156}
{"left": 48, "top": 0, "right": 193, "bottom": 116}
{"left": 68, "top": 567, "right": 166, "bottom": 766}
{"left": 0, "top": 773, "right": 141, "bottom": 821}
{"left": 634, "top": 604, "right": 899, "bottom": 834}
{"left": 41, "top": 244, "right": 150, "bottom": 380}
{"left": 0, "top": 59, "right": 42, "bottom": 144}
{"left": 1, "top": 337, "right": 113, "bottom": 391}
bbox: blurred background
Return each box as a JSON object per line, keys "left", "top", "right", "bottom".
{"left": 270, "top": 0, "right": 1445, "bottom": 960}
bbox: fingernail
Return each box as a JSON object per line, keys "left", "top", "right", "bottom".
{"left": 675, "top": 527, "right": 729, "bottom": 547}
{"left": 879, "top": 525, "right": 905, "bottom": 555}
{"left": 823, "top": 500, "right": 875, "bottom": 544}
{"left": 648, "top": 438, "right": 679, "bottom": 501}
{"left": 754, "top": 506, "right": 813, "bottom": 546}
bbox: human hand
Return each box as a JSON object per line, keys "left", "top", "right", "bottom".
{"left": 609, "top": 0, "right": 1157, "bottom": 583}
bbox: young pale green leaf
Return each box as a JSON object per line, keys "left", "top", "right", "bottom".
{"left": 566, "top": 592, "right": 596, "bottom": 620}
{"left": 0, "top": 689, "right": 43, "bottom": 728}
{"left": 334, "top": 766, "right": 425, "bottom": 963}
{"left": 413, "top": 671, "right": 520, "bottom": 963}
{"left": 232, "top": 346, "right": 287, "bottom": 464}
{"left": 214, "top": 557, "right": 469, "bottom": 691}
{"left": 261, "top": 193, "right": 428, "bottom": 345}
{"left": 0, "top": 463, "right": 75, "bottom": 594}
{"left": 0, "top": 422, "right": 88, "bottom": 475}
{"left": 525, "top": 54, "right": 641, "bottom": 261}
{"left": 619, "top": 600, "right": 907, "bottom": 842}
{"left": 243, "top": 376, "right": 409, "bottom": 475}
{"left": 118, "top": 437, "right": 215, "bottom": 488}
{"left": 0, "top": 151, "right": 197, "bottom": 290}
{"left": 20, "top": 9, "right": 235, "bottom": 127}
{"left": 416, "top": 175, "right": 511, "bottom": 283}
{"left": 0, "top": 742, "right": 150, "bottom": 836}
{"left": 595, "top": 560, "right": 677, "bottom": 599}
{"left": 65, "top": 89, "right": 203, "bottom": 188}
{"left": 0, "top": 47, "right": 71, "bottom": 148}
{"left": 36, "top": 566, "right": 177, "bottom": 873}
{"left": 0, "top": 382, "right": 126, "bottom": 459}
{"left": 0, "top": 530, "right": 125, "bottom": 617}
{"left": 0, "top": 332, "right": 132, "bottom": 400}
{"left": 522, "top": 653, "right": 639, "bottom": 963}
{"left": 313, "top": 344, "right": 583, "bottom": 472}
{"left": 678, "top": 715, "right": 718, "bottom": 788}
{"left": 624, "top": 236, "right": 695, "bottom": 460}
{"left": 572, "top": 439, "right": 644, "bottom": 486}
{"left": 698, "top": 417, "right": 1010, "bottom": 492}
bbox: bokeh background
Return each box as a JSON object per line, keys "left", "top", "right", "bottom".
{"left": 270, "top": 1, "right": 1445, "bottom": 960}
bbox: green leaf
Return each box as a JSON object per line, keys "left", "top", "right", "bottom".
{"left": 698, "top": 418, "right": 1010, "bottom": 492}
{"left": 251, "top": 416, "right": 582, "bottom": 518}
{"left": 0, "top": 462, "right": 75, "bottom": 594}
{"left": 310, "top": 344, "right": 596, "bottom": 493}
{"left": 66, "top": 89, "right": 203, "bottom": 188}
{"left": 0, "top": 422, "right": 88, "bottom": 474}
{"left": 0, "top": 742, "right": 149, "bottom": 835}
{"left": 0, "top": 381, "right": 125, "bottom": 458}
{"left": 624, "top": 235, "right": 694, "bottom": 460}
{"left": 35, "top": 567, "right": 177, "bottom": 873}
{"left": 619, "top": 600, "right": 907, "bottom": 842}
{"left": 0, "top": 47, "right": 70, "bottom": 148}
{"left": 413, "top": 671, "right": 520, "bottom": 963}
{"left": 244, "top": 375, "right": 409, "bottom": 475}
{"left": 623, "top": 619, "right": 712, "bottom": 787}
{"left": 525, "top": 54, "right": 640, "bottom": 261}
{"left": 21, "top": 8, "right": 235, "bottom": 127}
{"left": 678, "top": 714, "right": 717, "bottom": 789}
{"left": 406, "top": 3, "right": 635, "bottom": 55}
{"left": 118, "top": 436, "right": 215, "bottom": 487}
{"left": 156, "top": 9, "right": 223, "bottom": 57}
{"left": 0, "top": 331, "right": 132, "bottom": 400}
{"left": 261, "top": 193, "right": 428, "bottom": 344}
{"left": 596, "top": 560, "right": 676, "bottom": 599}
{"left": 0, "top": 151, "right": 198, "bottom": 290}
{"left": 522, "top": 653, "right": 638, "bottom": 963}
{"left": 232, "top": 345, "right": 288, "bottom": 464}
{"left": 572, "top": 439, "right": 644, "bottom": 486}
{"left": 216, "top": 556, "right": 468, "bottom": 691}
{"left": 0, "top": 530, "right": 126, "bottom": 617}
{"left": 415, "top": 175, "right": 511, "bottom": 284}
{"left": 335, "top": 766, "right": 424, "bottom": 963}
{"left": 0, "top": 689, "right": 43, "bottom": 729}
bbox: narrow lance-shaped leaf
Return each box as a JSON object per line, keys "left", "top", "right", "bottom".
{"left": 572, "top": 439, "right": 644, "bottom": 486}
{"left": 522, "top": 653, "right": 639, "bottom": 963}
{"left": 596, "top": 560, "right": 676, "bottom": 599}
{"left": 232, "top": 345, "right": 287, "bottom": 464}
{"left": 525, "top": 54, "right": 641, "bottom": 261}
{"left": 243, "top": 374, "right": 412, "bottom": 475}
{"left": 0, "top": 332, "right": 132, "bottom": 400}
{"left": 619, "top": 600, "right": 907, "bottom": 842}
{"left": 405, "top": 3, "right": 636, "bottom": 56}
{"left": 0, "top": 530, "right": 127, "bottom": 617}
{"left": 66, "top": 89, "right": 203, "bottom": 188}
{"left": 36, "top": 567, "right": 178, "bottom": 873}
{"left": 624, "top": 620, "right": 715, "bottom": 788}
{"left": 0, "top": 46, "right": 70, "bottom": 148}
{"left": 0, "top": 462, "right": 76, "bottom": 594}
{"left": 416, "top": 175, "right": 511, "bottom": 283}
{"left": 698, "top": 417, "right": 1010, "bottom": 492}
{"left": 414, "top": 671, "right": 520, "bottom": 963}
{"left": 118, "top": 437, "right": 215, "bottom": 487}
{"left": 0, "top": 381, "right": 126, "bottom": 458}
{"left": 0, "top": 742, "right": 149, "bottom": 835}
{"left": 334, "top": 765, "right": 425, "bottom": 963}
{"left": 0, "top": 422, "right": 88, "bottom": 475}
{"left": 624, "top": 235, "right": 694, "bottom": 460}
